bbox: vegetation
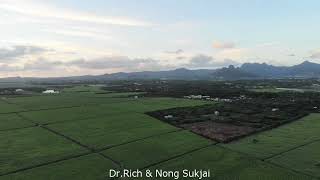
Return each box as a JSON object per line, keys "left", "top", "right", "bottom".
{"left": 102, "top": 130, "right": 212, "bottom": 168}
{"left": 222, "top": 114, "right": 320, "bottom": 159}
{"left": 0, "top": 84, "right": 319, "bottom": 179}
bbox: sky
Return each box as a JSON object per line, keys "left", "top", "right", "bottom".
{"left": 0, "top": 0, "right": 320, "bottom": 77}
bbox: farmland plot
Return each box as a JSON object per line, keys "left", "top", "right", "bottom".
{"left": 18, "top": 104, "right": 126, "bottom": 125}
{"left": 148, "top": 146, "right": 313, "bottom": 180}
{"left": 0, "top": 101, "right": 24, "bottom": 113}
{"left": 221, "top": 113, "right": 320, "bottom": 159}
{"left": 47, "top": 113, "right": 178, "bottom": 150}
{"left": 0, "top": 154, "right": 118, "bottom": 180}
{"left": 0, "top": 114, "right": 34, "bottom": 131}
{"left": 268, "top": 140, "right": 320, "bottom": 178}
{"left": 6, "top": 95, "right": 130, "bottom": 110}
{"left": 102, "top": 130, "right": 213, "bottom": 169}
{"left": 0, "top": 127, "right": 88, "bottom": 175}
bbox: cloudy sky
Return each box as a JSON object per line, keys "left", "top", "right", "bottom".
{"left": 0, "top": 0, "right": 320, "bottom": 77}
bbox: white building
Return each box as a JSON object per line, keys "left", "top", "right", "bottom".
{"left": 164, "top": 115, "right": 173, "bottom": 119}
{"left": 42, "top": 90, "right": 59, "bottom": 94}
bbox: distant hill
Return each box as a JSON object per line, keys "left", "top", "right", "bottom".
{"left": 212, "top": 65, "right": 258, "bottom": 80}
{"left": 1, "top": 61, "right": 320, "bottom": 83}
{"left": 240, "top": 61, "right": 320, "bottom": 78}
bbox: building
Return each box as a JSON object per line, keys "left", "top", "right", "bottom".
{"left": 42, "top": 90, "right": 59, "bottom": 94}
{"left": 164, "top": 115, "right": 173, "bottom": 119}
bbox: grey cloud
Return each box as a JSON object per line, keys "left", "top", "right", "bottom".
{"left": 185, "top": 54, "right": 238, "bottom": 68}
{"left": 67, "top": 56, "right": 160, "bottom": 70}
{"left": 21, "top": 56, "right": 166, "bottom": 72}
{"left": 0, "top": 45, "right": 49, "bottom": 60}
{"left": 0, "top": 64, "right": 21, "bottom": 72}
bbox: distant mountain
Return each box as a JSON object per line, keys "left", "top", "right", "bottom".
{"left": 240, "top": 61, "right": 320, "bottom": 78}
{"left": 102, "top": 68, "right": 216, "bottom": 80}
{"left": 1, "top": 61, "right": 320, "bottom": 83}
{"left": 212, "top": 65, "right": 258, "bottom": 80}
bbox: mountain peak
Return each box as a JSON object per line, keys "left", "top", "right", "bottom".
{"left": 301, "top": 60, "right": 313, "bottom": 65}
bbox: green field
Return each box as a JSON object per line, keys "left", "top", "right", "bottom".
{"left": 221, "top": 114, "right": 320, "bottom": 159}
{"left": 102, "top": 130, "right": 213, "bottom": 169}
{"left": 0, "top": 100, "right": 25, "bottom": 113}
{"left": 0, "top": 114, "right": 34, "bottom": 131}
{"left": 0, "top": 127, "right": 88, "bottom": 175}
{"left": 268, "top": 140, "right": 320, "bottom": 177}
{"left": 1, "top": 154, "right": 118, "bottom": 180}
{"left": 148, "top": 146, "right": 312, "bottom": 180}
{"left": 47, "top": 113, "right": 178, "bottom": 150}
{"left": 0, "top": 91, "right": 319, "bottom": 179}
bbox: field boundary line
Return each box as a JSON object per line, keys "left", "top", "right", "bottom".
{"left": 0, "top": 125, "right": 38, "bottom": 132}
{"left": 263, "top": 138, "right": 320, "bottom": 160}
{"left": 140, "top": 143, "right": 217, "bottom": 170}
{"left": 40, "top": 125, "right": 123, "bottom": 166}
{"left": 96, "top": 129, "right": 184, "bottom": 152}
{"left": 217, "top": 143, "right": 318, "bottom": 179}
{"left": 264, "top": 158, "right": 319, "bottom": 179}
{"left": 0, "top": 152, "right": 92, "bottom": 177}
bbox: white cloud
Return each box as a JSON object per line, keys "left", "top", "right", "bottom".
{"left": 0, "top": 0, "right": 152, "bottom": 27}
{"left": 309, "top": 49, "right": 320, "bottom": 59}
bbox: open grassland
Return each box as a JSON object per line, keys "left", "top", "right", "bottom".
{"left": 0, "top": 101, "right": 24, "bottom": 113}
{"left": 47, "top": 113, "right": 178, "bottom": 150}
{"left": 221, "top": 113, "right": 320, "bottom": 159}
{"left": 0, "top": 154, "right": 118, "bottom": 180}
{"left": 0, "top": 114, "right": 34, "bottom": 131}
{"left": 101, "top": 130, "right": 213, "bottom": 169}
{"left": 148, "top": 146, "right": 312, "bottom": 180}
{"left": 0, "top": 90, "right": 319, "bottom": 179}
{"left": 0, "top": 127, "right": 88, "bottom": 175}
{"left": 268, "top": 140, "right": 320, "bottom": 177}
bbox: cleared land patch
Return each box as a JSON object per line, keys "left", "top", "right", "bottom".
{"left": 101, "top": 130, "right": 213, "bottom": 169}
{"left": 221, "top": 113, "right": 320, "bottom": 159}
{"left": 0, "top": 154, "right": 118, "bottom": 180}
{"left": 46, "top": 113, "right": 178, "bottom": 150}
{"left": 0, "top": 127, "right": 88, "bottom": 175}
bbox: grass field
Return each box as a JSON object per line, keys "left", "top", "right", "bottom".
{"left": 1, "top": 154, "right": 118, "bottom": 180}
{"left": 0, "top": 114, "right": 34, "bottom": 131}
{"left": 102, "top": 130, "right": 213, "bottom": 169}
{"left": 0, "top": 90, "right": 319, "bottom": 179}
{"left": 0, "top": 100, "right": 25, "bottom": 113}
{"left": 148, "top": 146, "right": 312, "bottom": 180}
{"left": 221, "top": 113, "right": 320, "bottom": 159}
{"left": 268, "top": 140, "right": 320, "bottom": 177}
{"left": 47, "top": 113, "right": 178, "bottom": 150}
{"left": 0, "top": 127, "right": 88, "bottom": 175}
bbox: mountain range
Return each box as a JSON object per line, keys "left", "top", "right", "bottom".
{"left": 1, "top": 61, "right": 320, "bottom": 83}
